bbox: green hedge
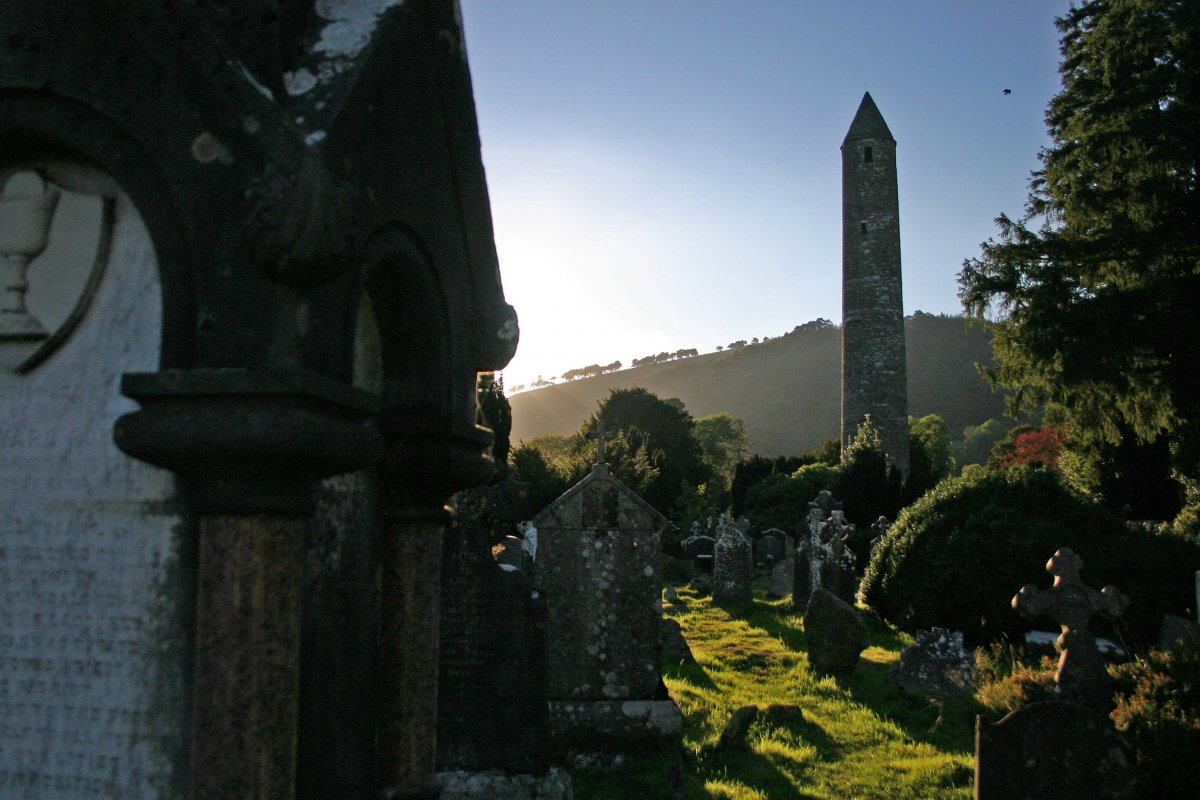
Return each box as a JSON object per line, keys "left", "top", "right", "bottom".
{"left": 859, "top": 467, "right": 1200, "bottom": 648}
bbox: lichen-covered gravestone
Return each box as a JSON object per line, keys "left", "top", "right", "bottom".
{"left": 712, "top": 516, "right": 753, "bottom": 603}
{"left": 793, "top": 507, "right": 857, "bottom": 609}
{"left": 533, "top": 449, "right": 682, "bottom": 743}
{"left": 889, "top": 628, "right": 975, "bottom": 696}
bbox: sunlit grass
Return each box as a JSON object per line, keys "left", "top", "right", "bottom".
{"left": 569, "top": 579, "right": 977, "bottom": 798}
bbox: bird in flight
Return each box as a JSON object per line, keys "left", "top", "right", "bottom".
{"left": 1002, "top": 88, "right": 1012, "bottom": 95}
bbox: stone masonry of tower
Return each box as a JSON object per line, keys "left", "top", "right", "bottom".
{"left": 840, "top": 92, "right": 910, "bottom": 475}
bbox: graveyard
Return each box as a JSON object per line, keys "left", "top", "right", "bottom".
{"left": 2, "top": 2, "right": 1199, "bottom": 800}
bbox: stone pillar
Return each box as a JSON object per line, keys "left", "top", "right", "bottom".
{"left": 376, "top": 508, "right": 448, "bottom": 797}
{"left": 192, "top": 516, "right": 304, "bottom": 800}
{"left": 114, "top": 369, "right": 382, "bottom": 800}
{"left": 375, "top": 420, "right": 496, "bottom": 798}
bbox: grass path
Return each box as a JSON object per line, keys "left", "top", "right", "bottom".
{"left": 573, "top": 580, "right": 978, "bottom": 799}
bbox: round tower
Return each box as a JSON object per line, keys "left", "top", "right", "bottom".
{"left": 840, "top": 92, "right": 909, "bottom": 475}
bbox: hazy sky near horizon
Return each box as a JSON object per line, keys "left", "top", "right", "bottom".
{"left": 458, "top": 1, "right": 1073, "bottom": 391}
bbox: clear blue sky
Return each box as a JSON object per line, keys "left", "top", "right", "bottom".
{"left": 458, "top": 1, "right": 1072, "bottom": 391}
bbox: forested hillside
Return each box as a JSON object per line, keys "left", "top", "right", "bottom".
{"left": 508, "top": 313, "right": 1004, "bottom": 456}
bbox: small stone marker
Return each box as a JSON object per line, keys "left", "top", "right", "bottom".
{"left": 717, "top": 705, "right": 759, "bottom": 750}
{"left": 804, "top": 588, "right": 869, "bottom": 678}
{"left": 757, "top": 528, "right": 786, "bottom": 565}
{"left": 713, "top": 517, "right": 753, "bottom": 603}
{"left": 661, "top": 618, "right": 694, "bottom": 664}
{"left": 1012, "top": 547, "right": 1128, "bottom": 711}
{"left": 889, "top": 628, "right": 975, "bottom": 696}
{"left": 1158, "top": 613, "right": 1200, "bottom": 654}
{"left": 769, "top": 558, "right": 794, "bottom": 599}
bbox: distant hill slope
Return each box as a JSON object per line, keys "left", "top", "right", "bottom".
{"left": 508, "top": 314, "right": 1005, "bottom": 456}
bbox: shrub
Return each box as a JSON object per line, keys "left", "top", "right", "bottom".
{"left": 858, "top": 466, "right": 1200, "bottom": 648}
{"left": 1110, "top": 649, "right": 1200, "bottom": 800}
{"left": 743, "top": 472, "right": 819, "bottom": 532}
{"left": 1170, "top": 503, "right": 1200, "bottom": 547}
{"left": 973, "top": 642, "right": 1057, "bottom": 716}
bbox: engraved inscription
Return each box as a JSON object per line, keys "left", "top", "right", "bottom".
{"left": 0, "top": 177, "right": 188, "bottom": 799}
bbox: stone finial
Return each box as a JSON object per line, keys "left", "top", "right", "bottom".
{"left": 1013, "top": 547, "right": 1129, "bottom": 710}
{"left": 586, "top": 419, "right": 608, "bottom": 465}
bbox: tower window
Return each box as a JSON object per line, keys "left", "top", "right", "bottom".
{"left": 860, "top": 222, "right": 868, "bottom": 234}
{"left": 864, "top": 146, "right": 873, "bottom": 162}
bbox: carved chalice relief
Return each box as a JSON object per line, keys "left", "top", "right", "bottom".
{"left": 0, "top": 171, "right": 59, "bottom": 341}
{"left": 0, "top": 163, "right": 116, "bottom": 373}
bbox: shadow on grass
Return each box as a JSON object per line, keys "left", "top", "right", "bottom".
{"left": 847, "top": 653, "right": 979, "bottom": 754}
{"left": 713, "top": 595, "right": 810, "bottom": 655}
{"left": 664, "top": 655, "right": 719, "bottom": 692}
{"left": 693, "top": 746, "right": 823, "bottom": 800}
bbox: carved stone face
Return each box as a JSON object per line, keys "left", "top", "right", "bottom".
{"left": 0, "top": 164, "right": 119, "bottom": 372}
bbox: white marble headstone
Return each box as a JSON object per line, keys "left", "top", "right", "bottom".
{"left": 0, "top": 166, "right": 189, "bottom": 799}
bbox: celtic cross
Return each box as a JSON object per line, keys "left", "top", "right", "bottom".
{"left": 1013, "top": 547, "right": 1129, "bottom": 710}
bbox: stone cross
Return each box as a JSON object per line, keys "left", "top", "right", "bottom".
{"left": 587, "top": 419, "right": 608, "bottom": 465}
{"left": 1013, "top": 547, "right": 1129, "bottom": 710}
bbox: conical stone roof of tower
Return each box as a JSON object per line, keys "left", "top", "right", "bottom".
{"left": 843, "top": 92, "right": 894, "bottom": 143}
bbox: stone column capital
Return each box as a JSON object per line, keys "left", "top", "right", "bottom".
{"left": 113, "top": 368, "right": 383, "bottom": 515}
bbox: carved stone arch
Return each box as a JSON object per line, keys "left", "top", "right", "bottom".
{"left": 361, "top": 223, "right": 452, "bottom": 419}
{"left": 0, "top": 91, "right": 197, "bottom": 368}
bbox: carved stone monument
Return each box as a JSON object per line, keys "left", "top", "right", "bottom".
{"left": 533, "top": 432, "right": 682, "bottom": 744}
{"left": 713, "top": 516, "right": 754, "bottom": 603}
{"left": 975, "top": 548, "right": 1135, "bottom": 800}
{"left": 1012, "top": 547, "right": 1129, "bottom": 710}
{"left": 0, "top": 4, "right": 518, "bottom": 799}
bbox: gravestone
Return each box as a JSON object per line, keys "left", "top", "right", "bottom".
{"left": 975, "top": 548, "right": 1135, "bottom": 800}
{"left": 804, "top": 588, "right": 869, "bottom": 678}
{"left": 496, "top": 534, "right": 527, "bottom": 571}
{"left": 681, "top": 534, "right": 716, "bottom": 574}
{"left": 889, "top": 628, "right": 975, "bottom": 696}
{"left": 1, "top": 4, "right": 520, "bottom": 799}
{"left": 438, "top": 482, "right": 557, "bottom": 789}
{"left": 793, "top": 505, "right": 857, "bottom": 609}
{"left": 769, "top": 558, "right": 794, "bottom": 599}
{"left": 1158, "top": 614, "right": 1200, "bottom": 653}
{"left": 1012, "top": 547, "right": 1129, "bottom": 710}
{"left": 756, "top": 528, "right": 786, "bottom": 565}
{"left": 712, "top": 517, "right": 753, "bottom": 603}
{"left": 533, "top": 443, "right": 681, "bottom": 744}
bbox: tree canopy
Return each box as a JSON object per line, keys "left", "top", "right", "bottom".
{"left": 958, "top": 0, "right": 1200, "bottom": 483}
{"left": 581, "top": 387, "right": 711, "bottom": 514}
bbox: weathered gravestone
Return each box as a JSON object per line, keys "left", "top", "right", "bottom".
{"left": 756, "top": 528, "right": 786, "bottom": 566}
{"left": 769, "top": 558, "right": 794, "bottom": 599}
{"left": 804, "top": 588, "right": 869, "bottom": 678}
{"left": 533, "top": 434, "right": 682, "bottom": 744}
{"left": 793, "top": 507, "right": 858, "bottom": 608}
{"left": 437, "top": 482, "right": 562, "bottom": 796}
{"left": 0, "top": 4, "right": 518, "bottom": 799}
{"left": 975, "top": 548, "right": 1135, "bottom": 800}
{"left": 681, "top": 533, "right": 716, "bottom": 574}
{"left": 713, "top": 516, "right": 754, "bottom": 603}
{"left": 889, "top": 628, "right": 975, "bottom": 696}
